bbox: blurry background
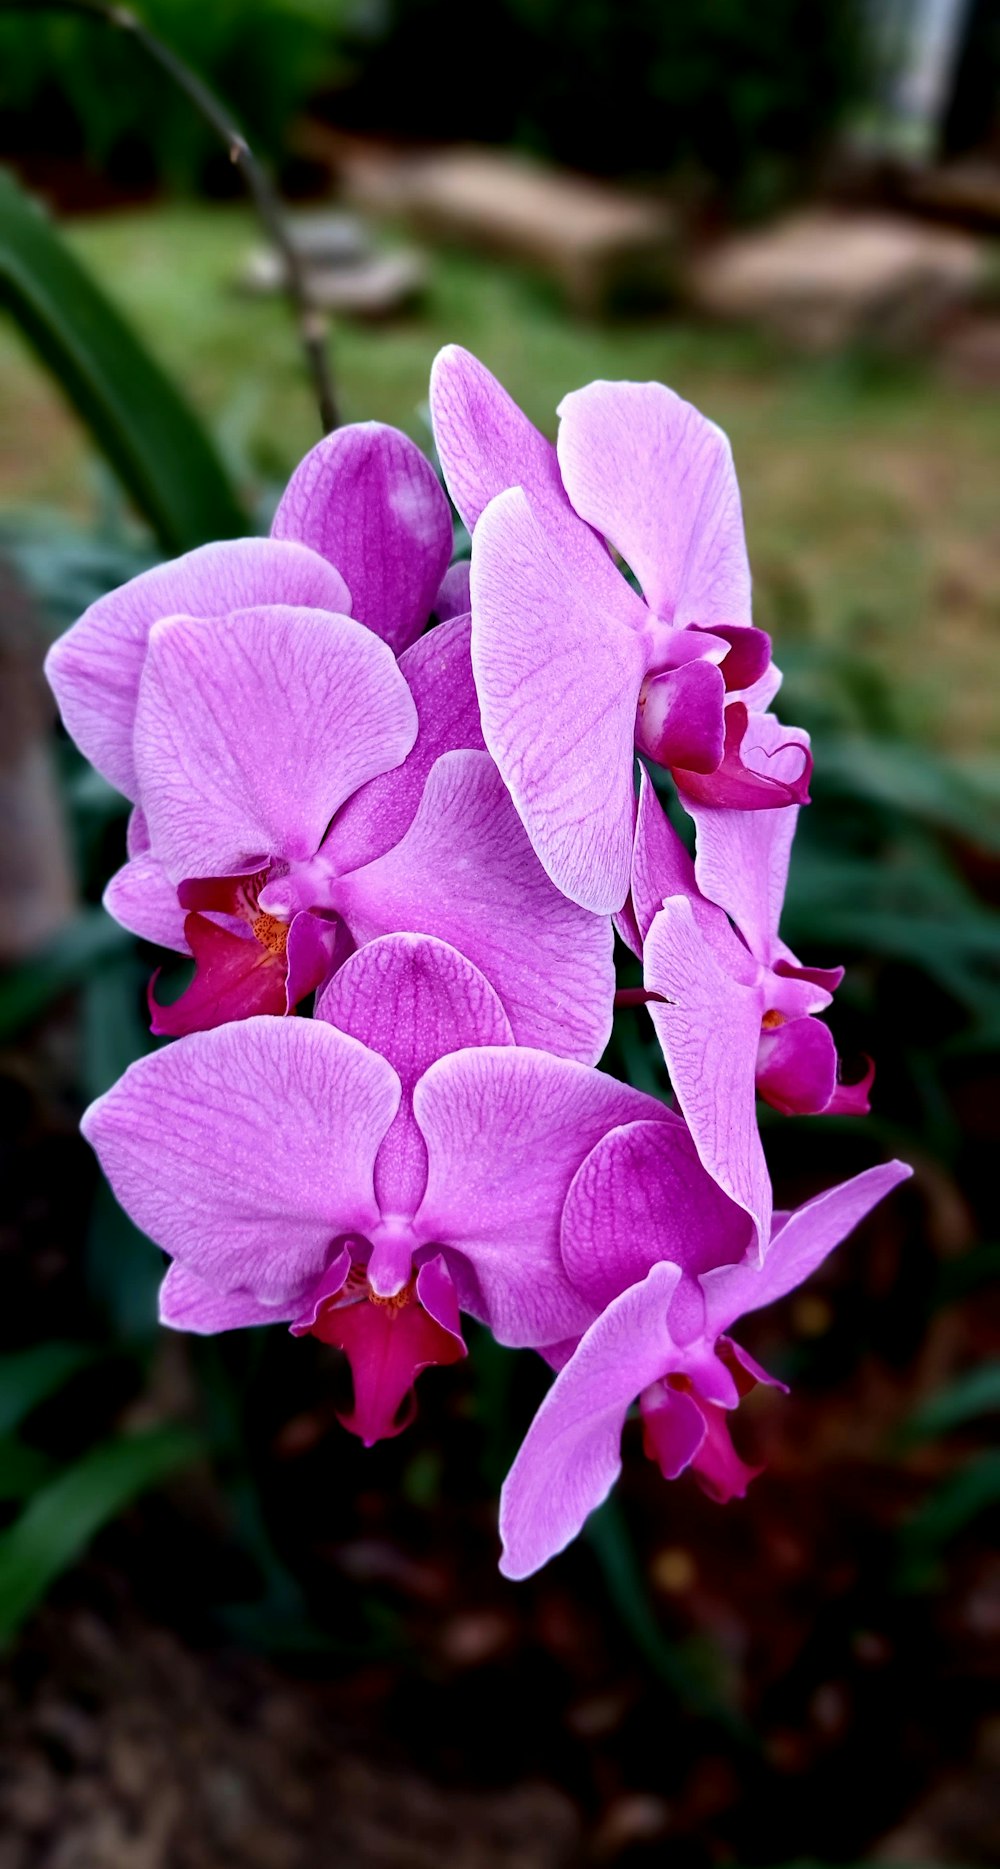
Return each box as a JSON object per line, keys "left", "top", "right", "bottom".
{"left": 0, "top": 3, "right": 998, "bottom": 1864}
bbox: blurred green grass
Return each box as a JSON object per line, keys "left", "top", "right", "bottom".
{"left": 0, "top": 200, "right": 997, "bottom": 758}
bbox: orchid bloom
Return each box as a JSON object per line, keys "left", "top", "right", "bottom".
{"left": 499, "top": 1116, "right": 910, "bottom": 1578}
{"left": 96, "top": 599, "right": 611, "bottom": 1060}
{"left": 82, "top": 934, "right": 668, "bottom": 1444}
{"left": 619, "top": 718, "right": 872, "bottom": 1250}
{"left": 430, "top": 346, "right": 809, "bottom": 914}
{"left": 45, "top": 422, "right": 455, "bottom": 803}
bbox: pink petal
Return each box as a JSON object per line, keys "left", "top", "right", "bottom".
{"left": 701, "top": 1160, "right": 913, "bottom": 1338}
{"left": 316, "top": 933, "right": 514, "bottom": 1215}
{"left": 635, "top": 660, "right": 726, "bottom": 772}
{"left": 756, "top": 1017, "right": 840, "bottom": 1116}
{"left": 639, "top": 1384, "right": 707, "bottom": 1479}
{"left": 149, "top": 912, "right": 287, "bottom": 1037}
{"left": 284, "top": 911, "right": 345, "bottom": 1012}
{"left": 333, "top": 750, "right": 615, "bottom": 1065}
{"left": 434, "top": 561, "right": 471, "bottom": 621}
{"left": 561, "top": 1118, "right": 751, "bottom": 1316}
{"left": 324, "top": 612, "right": 484, "bottom": 875}
{"left": 104, "top": 852, "right": 189, "bottom": 953}
{"left": 498, "top": 1262, "right": 683, "bottom": 1578}
{"left": 644, "top": 897, "right": 772, "bottom": 1255}
{"left": 556, "top": 380, "right": 752, "bottom": 628}
{"left": 159, "top": 1262, "right": 294, "bottom": 1333}
{"left": 135, "top": 606, "right": 417, "bottom": 884}
{"left": 676, "top": 704, "right": 812, "bottom": 812}
{"left": 472, "top": 486, "right": 648, "bottom": 913}
{"left": 684, "top": 714, "right": 813, "bottom": 961}
{"left": 272, "top": 423, "right": 452, "bottom": 655}
{"left": 826, "top": 1054, "right": 876, "bottom": 1116}
{"left": 44, "top": 539, "right": 351, "bottom": 799}
{"left": 81, "top": 1017, "right": 401, "bottom": 1306}
{"left": 413, "top": 1048, "right": 667, "bottom": 1347}
{"left": 628, "top": 768, "right": 699, "bottom": 947}
{"left": 701, "top": 624, "right": 772, "bottom": 692}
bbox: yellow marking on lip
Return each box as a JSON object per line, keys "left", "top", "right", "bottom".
{"left": 251, "top": 911, "right": 289, "bottom": 957}
{"left": 761, "top": 1009, "right": 785, "bottom": 1029}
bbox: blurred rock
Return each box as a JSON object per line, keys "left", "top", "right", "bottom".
{"left": 322, "top": 137, "right": 676, "bottom": 315}
{"left": 240, "top": 208, "right": 426, "bottom": 319}
{"left": 688, "top": 210, "right": 985, "bottom": 350}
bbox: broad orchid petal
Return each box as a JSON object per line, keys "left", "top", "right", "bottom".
{"left": 159, "top": 1262, "right": 294, "bottom": 1334}
{"left": 413, "top": 1048, "right": 671, "bottom": 1346}
{"left": 44, "top": 539, "right": 351, "bottom": 799}
{"left": 645, "top": 897, "right": 772, "bottom": 1254}
{"left": 471, "top": 486, "right": 648, "bottom": 913}
{"left": 676, "top": 704, "right": 812, "bottom": 812}
{"left": 104, "top": 852, "right": 189, "bottom": 953}
{"left": 135, "top": 606, "right": 417, "bottom": 884}
{"left": 316, "top": 933, "right": 514, "bottom": 1215}
{"left": 82, "top": 1018, "right": 400, "bottom": 1306}
{"left": 635, "top": 660, "right": 726, "bottom": 773}
{"left": 333, "top": 750, "right": 615, "bottom": 1065}
{"left": 431, "top": 345, "right": 618, "bottom": 596}
{"left": 556, "top": 380, "right": 752, "bottom": 629}
{"left": 272, "top": 423, "right": 452, "bottom": 654}
{"left": 148, "top": 913, "right": 286, "bottom": 1037}
{"left": 561, "top": 1118, "right": 752, "bottom": 1316}
{"left": 756, "top": 1017, "right": 840, "bottom": 1116}
{"left": 498, "top": 1262, "right": 683, "bottom": 1579}
{"left": 685, "top": 715, "right": 813, "bottom": 961}
{"left": 701, "top": 1160, "right": 913, "bottom": 1338}
{"left": 324, "top": 613, "right": 484, "bottom": 875}
{"left": 615, "top": 767, "right": 698, "bottom": 956}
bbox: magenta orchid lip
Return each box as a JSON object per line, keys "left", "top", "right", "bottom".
{"left": 46, "top": 369, "right": 910, "bottom": 1579}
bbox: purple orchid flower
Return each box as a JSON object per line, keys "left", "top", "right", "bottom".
{"left": 82, "top": 934, "right": 667, "bottom": 1444}
{"left": 430, "top": 346, "right": 809, "bottom": 914}
{"left": 96, "top": 601, "right": 612, "bottom": 1063}
{"left": 45, "top": 422, "right": 455, "bottom": 804}
{"left": 617, "top": 719, "right": 873, "bottom": 1250}
{"left": 498, "top": 1115, "right": 911, "bottom": 1577}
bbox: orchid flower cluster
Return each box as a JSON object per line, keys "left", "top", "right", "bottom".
{"left": 46, "top": 347, "right": 910, "bottom": 1579}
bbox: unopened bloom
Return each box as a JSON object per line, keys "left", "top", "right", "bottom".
{"left": 430, "top": 347, "right": 808, "bottom": 914}
{"left": 499, "top": 1117, "right": 910, "bottom": 1577}
{"left": 83, "top": 935, "right": 664, "bottom": 1443}
{"left": 45, "top": 422, "right": 455, "bottom": 802}
{"left": 620, "top": 718, "right": 871, "bottom": 1248}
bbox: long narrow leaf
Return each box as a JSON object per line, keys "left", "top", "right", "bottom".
{"left": 0, "top": 1424, "right": 202, "bottom": 1644}
{"left": 0, "top": 1341, "right": 102, "bottom": 1437}
{"left": 0, "top": 169, "right": 247, "bottom": 552}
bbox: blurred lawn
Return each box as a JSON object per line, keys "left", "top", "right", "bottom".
{"left": 0, "top": 200, "right": 997, "bottom": 756}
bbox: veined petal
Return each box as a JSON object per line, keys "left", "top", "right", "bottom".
{"left": 324, "top": 613, "right": 484, "bottom": 875}
{"left": 556, "top": 381, "right": 752, "bottom": 629}
{"left": 272, "top": 423, "right": 452, "bottom": 655}
{"left": 561, "top": 1118, "right": 751, "bottom": 1316}
{"left": 413, "top": 1047, "right": 671, "bottom": 1346}
{"left": 629, "top": 768, "right": 699, "bottom": 946}
{"left": 472, "top": 486, "right": 648, "bottom": 913}
{"left": 499, "top": 1262, "right": 683, "bottom": 1579}
{"left": 333, "top": 750, "right": 615, "bottom": 1065}
{"left": 104, "top": 851, "right": 189, "bottom": 953}
{"left": 135, "top": 606, "right": 417, "bottom": 884}
{"left": 44, "top": 539, "right": 350, "bottom": 800}
{"left": 82, "top": 1018, "right": 401, "bottom": 1307}
{"left": 159, "top": 1262, "right": 294, "bottom": 1333}
{"left": 434, "top": 561, "right": 471, "bottom": 621}
{"left": 701, "top": 1160, "right": 913, "bottom": 1338}
{"left": 644, "top": 897, "right": 772, "bottom": 1255}
{"left": 685, "top": 714, "right": 812, "bottom": 962}
{"left": 316, "top": 934, "right": 514, "bottom": 1215}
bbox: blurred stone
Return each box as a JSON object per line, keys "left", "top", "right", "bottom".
{"left": 240, "top": 208, "right": 425, "bottom": 319}
{"left": 332, "top": 139, "right": 676, "bottom": 315}
{"left": 688, "top": 210, "right": 985, "bottom": 350}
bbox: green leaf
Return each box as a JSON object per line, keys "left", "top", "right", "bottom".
{"left": 903, "top": 1365, "right": 1000, "bottom": 1443}
{"left": 0, "top": 1342, "right": 103, "bottom": 1438}
{"left": 0, "top": 1439, "right": 57, "bottom": 1501}
{"left": 0, "top": 1424, "right": 202, "bottom": 1644}
{"left": 0, "top": 168, "right": 248, "bottom": 552}
{"left": 0, "top": 909, "right": 130, "bottom": 1040}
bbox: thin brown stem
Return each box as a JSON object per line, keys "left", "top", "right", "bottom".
{"left": 0, "top": 0, "right": 338, "bottom": 432}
